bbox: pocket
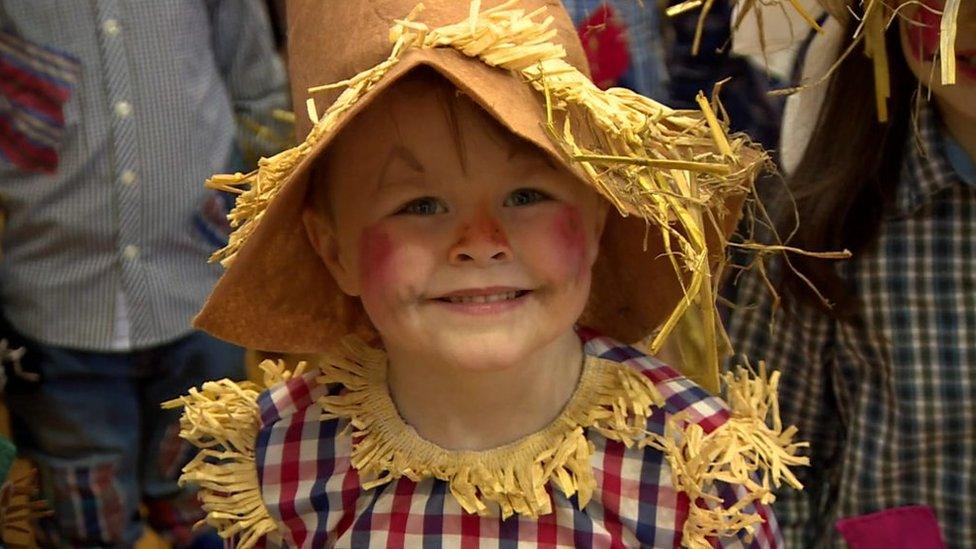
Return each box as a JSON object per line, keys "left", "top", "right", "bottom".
{"left": 0, "top": 29, "right": 81, "bottom": 173}
{"left": 35, "top": 455, "right": 130, "bottom": 546}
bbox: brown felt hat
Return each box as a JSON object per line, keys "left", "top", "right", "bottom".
{"left": 195, "top": 0, "right": 760, "bottom": 382}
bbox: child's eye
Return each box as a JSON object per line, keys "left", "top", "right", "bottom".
{"left": 504, "top": 188, "right": 550, "bottom": 207}
{"left": 396, "top": 197, "right": 448, "bottom": 216}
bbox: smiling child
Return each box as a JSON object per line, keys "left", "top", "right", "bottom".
{"left": 168, "top": 1, "right": 807, "bottom": 547}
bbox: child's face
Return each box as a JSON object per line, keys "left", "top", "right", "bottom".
{"left": 305, "top": 78, "right": 608, "bottom": 370}
{"left": 899, "top": 0, "right": 976, "bottom": 120}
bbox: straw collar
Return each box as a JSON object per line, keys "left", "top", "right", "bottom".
{"left": 315, "top": 336, "right": 664, "bottom": 519}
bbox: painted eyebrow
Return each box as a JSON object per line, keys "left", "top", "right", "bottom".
{"left": 378, "top": 145, "right": 425, "bottom": 187}
{"left": 506, "top": 139, "right": 558, "bottom": 170}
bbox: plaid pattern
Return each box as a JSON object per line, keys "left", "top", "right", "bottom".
{"left": 0, "top": 29, "right": 80, "bottom": 172}
{"left": 5, "top": 328, "right": 244, "bottom": 546}
{"left": 38, "top": 459, "right": 126, "bottom": 547}
{"left": 144, "top": 492, "right": 208, "bottom": 547}
{"left": 251, "top": 331, "right": 782, "bottom": 548}
{"left": 723, "top": 103, "right": 976, "bottom": 548}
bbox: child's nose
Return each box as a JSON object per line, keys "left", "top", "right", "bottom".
{"left": 449, "top": 210, "right": 511, "bottom": 266}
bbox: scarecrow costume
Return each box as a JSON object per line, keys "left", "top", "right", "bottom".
{"left": 167, "top": 1, "right": 808, "bottom": 547}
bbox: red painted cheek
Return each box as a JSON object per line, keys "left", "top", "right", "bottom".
{"left": 359, "top": 225, "right": 396, "bottom": 293}
{"left": 551, "top": 205, "right": 589, "bottom": 279}
{"left": 908, "top": 1, "right": 943, "bottom": 61}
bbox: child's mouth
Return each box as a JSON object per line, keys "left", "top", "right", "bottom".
{"left": 437, "top": 289, "right": 530, "bottom": 304}
{"left": 431, "top": 288, "right": 533, "bottom": 314}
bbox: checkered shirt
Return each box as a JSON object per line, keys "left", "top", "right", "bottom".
{"left": 249, "top": 331, "right": 782, "bottom": 548}
{"left": 723, "top": 103, "right": 976, "bottom": 548}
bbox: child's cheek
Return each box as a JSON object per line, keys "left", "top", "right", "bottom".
{"left": 547, "top": 205, "right": 590, "bottom": 280}
{"left": 358, "top": 223, "right": 432, "bottom": 308}
{"left": 907, "top": 1, "right": 942, "bottom": 61}
{"left": 358, "top": 224, "right": 396, "bottom": 296}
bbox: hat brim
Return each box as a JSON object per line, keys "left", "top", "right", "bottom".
{"left": 194, "top": 47, "right": 746, "bottom": 352}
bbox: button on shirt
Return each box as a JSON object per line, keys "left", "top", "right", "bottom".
{"left": 0, "top": 1, "right": 288, "bottom": 351}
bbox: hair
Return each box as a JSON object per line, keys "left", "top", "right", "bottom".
{"left": 305, "top": 67, "right": 514, "bottom": 222}
{"left": 775, "top": 20, "right": 915, "bottom": 318}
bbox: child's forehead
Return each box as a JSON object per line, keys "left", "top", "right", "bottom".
{"left": 326, "top": 74, "right": 553, "bottom": 169}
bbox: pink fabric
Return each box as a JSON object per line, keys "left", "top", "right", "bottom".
{"left": 836, "top": 505, "right": 945, "bottom": 549}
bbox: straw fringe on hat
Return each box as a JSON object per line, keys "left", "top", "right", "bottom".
{"left": 165, "top": 2, "right": 815, "bottom": 546}
{"left": 196, "top": 0, "right": 766, "bottom": 394}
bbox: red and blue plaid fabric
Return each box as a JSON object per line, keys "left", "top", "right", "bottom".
{"left": 0, "top": 28, "right": 80, "bottom": 173}
{"left": 249, "top": 330, "right": 782, "bottom": 548}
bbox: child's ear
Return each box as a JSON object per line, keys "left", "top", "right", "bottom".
{"left": 588, "top": 199, "right": 611, "bottom": 264}
{"left": 593, "top": 200, "right": 610, "bottom": 239}
{"left": 301, "top": 206, "right": 361, "bottom": 297}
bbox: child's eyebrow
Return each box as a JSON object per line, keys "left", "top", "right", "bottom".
{"left": 378, "top": 145, "right": 425, "bottom": 187}
{"left": 507, "top": 140, "right": 557, "bottom": 170}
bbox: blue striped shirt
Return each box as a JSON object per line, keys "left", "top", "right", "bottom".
{"left": 0, "top": 0, "right": 287, "bottom": 351}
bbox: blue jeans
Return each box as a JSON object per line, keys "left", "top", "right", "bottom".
{"left": 5, "top": 330, "right": 244, "bottom": 548}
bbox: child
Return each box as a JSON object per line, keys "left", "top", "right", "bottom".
{"left": 170, "top": 1, "right": 806, "bottom": 547}
{"left": 724, "top": 0, "right": 976, "bottom": 546}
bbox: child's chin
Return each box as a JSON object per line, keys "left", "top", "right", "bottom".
{"left": 432, "top": 335, "right": 534, "bottom": 371}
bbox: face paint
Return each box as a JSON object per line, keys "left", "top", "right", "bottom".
{"left": 551, "top": 205, "right": 588, "bottom": 279}
{"left": 904, "top": 0, "right": 976, "bottom": 82}
{"left": 359, "top": 224, "right": 395, "bottom": 293}
{"left": 455, "top": 209, "right": 511, "bottom": 255}
{"left": 907, "top": 0, "right": 942, "bottom": 62}
{"left": 322, "top": 72, "right": 608, "bottom": 372}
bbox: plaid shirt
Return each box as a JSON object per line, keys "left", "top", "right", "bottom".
{"left": 251, "top": 331, "right": 783, "bottom": 548}
{"left": 723, "top": 103, "right": 976, "bottom": 548}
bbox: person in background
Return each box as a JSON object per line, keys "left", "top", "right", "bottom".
{"left": 724, "top": 1, "right": 976, "bottom": 546}
{"left": 265, "top": 0, "right": 287, "bottom": 53}
{"left": 665, "top": 0, "right": 785, "bottom": 152}
{"left": 562, "top": 0, "right": 670, "bottom": 100}
{"left": 0, "top": 1, "right": 288, "bottom": 547}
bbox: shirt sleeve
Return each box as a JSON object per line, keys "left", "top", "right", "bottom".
{"left": 721, "top": 259, "right": 844, "bottom": 547}
{"left": 207, "top": 0, "right": 290, "bottom": 162}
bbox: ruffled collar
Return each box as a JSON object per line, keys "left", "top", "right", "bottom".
{"left": 172, "top": 334, "right": 809, "bottom": 547}
{"left": 314, "top": 336, "right": 665, "bottom": 519}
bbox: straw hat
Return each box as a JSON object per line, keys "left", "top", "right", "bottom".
{"left": 196, "top": 0, "right": 763, "bottom": 387}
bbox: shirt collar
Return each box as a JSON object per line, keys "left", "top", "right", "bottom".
{"left": 944, "top": 132, "right": 976, "bottom": 187}
{"left": 894, "top": 102, "right": 976, "bottom": 217}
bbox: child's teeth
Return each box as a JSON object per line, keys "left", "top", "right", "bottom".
{"left": 447, "top": 291, "right": 520, "bottom": 304}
